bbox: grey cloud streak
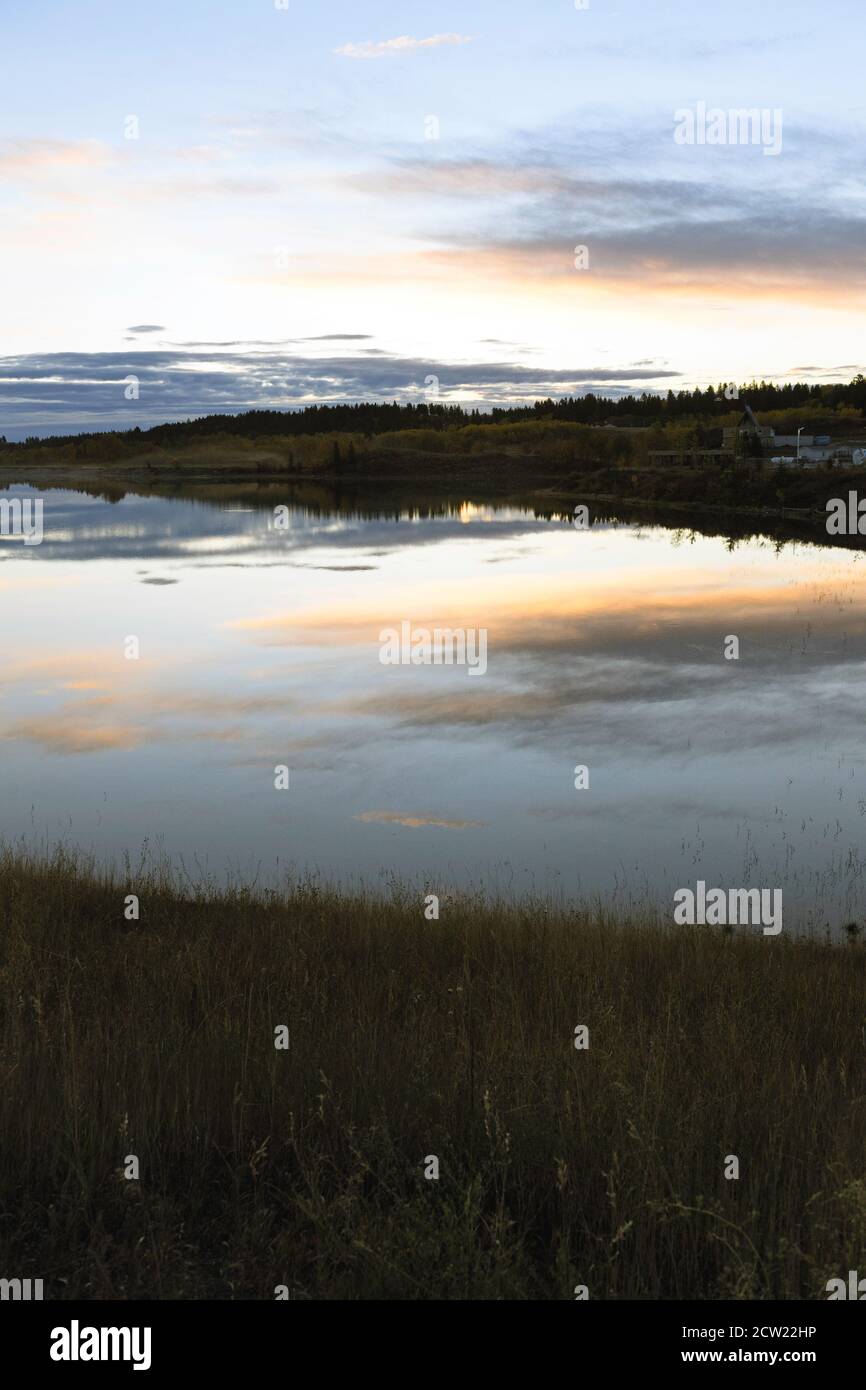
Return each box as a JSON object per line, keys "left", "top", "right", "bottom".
{"left": 0, "top": 350, "right": 681, "bottom": 437}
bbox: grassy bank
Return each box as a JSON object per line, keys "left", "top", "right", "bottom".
{"left": 1, "top": 848, "right": 864, "bottom": 1300}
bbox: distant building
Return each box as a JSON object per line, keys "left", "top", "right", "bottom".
{"left": 772, "top": 446, "right": 854, "bottom": 469}
{"left": 648, "top": 401, "right": 866, "bottom": 471}
{"left": 722, "top": 404, "right": 774, "bottom": 454}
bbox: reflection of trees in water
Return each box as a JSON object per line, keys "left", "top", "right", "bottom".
{"left": 5, "top": 469, "right": 866, "bottom": 559}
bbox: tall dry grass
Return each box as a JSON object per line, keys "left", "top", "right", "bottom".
{"left": 0, "top": 846, "right": 863, "bottom": 1299}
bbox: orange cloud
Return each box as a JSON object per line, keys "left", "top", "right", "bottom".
{"left": 229, "top": 563, "right": 838, "bottom": 652}
{"left": 236, "top": 236, "right": 866, "bottom": 311}
{"left": 0, "top": 138, "right": 114, "bottom": 177}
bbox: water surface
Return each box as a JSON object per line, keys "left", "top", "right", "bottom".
{"left": 2, "top": 481, "right": 864, "bottom": 933}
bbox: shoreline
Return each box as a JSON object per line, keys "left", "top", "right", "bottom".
{"left": 1, "top": 459, "right": 863, "bottom": 551}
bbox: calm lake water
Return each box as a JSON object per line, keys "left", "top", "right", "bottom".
{"left": 2, "top": 480, "right": 865, "bottom": 933}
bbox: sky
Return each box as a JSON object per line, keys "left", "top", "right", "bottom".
{"left": 1, "top": 0, "right": 865, "bottom": 437}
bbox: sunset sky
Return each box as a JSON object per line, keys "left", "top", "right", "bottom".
{"left": 2, "top": 0, "right": 865, "bottom": 437}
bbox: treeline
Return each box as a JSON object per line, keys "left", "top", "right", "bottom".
{"left": 3, "top": 376, "right": 866, "bottom": 454}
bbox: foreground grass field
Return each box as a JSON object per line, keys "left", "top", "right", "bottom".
{"left": 0, "top": 847, "right": 864, "bottom": 1300}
